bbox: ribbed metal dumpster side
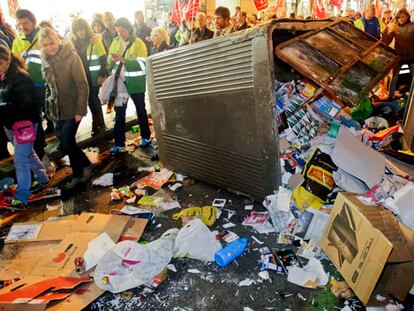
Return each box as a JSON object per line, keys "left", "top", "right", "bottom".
{"left": 147, "top": 25, "right": 280, "bottom": 200}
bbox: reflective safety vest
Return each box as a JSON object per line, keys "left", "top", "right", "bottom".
{"left": 108, "top": 36, "right": 147, "bottom": 94}
{"left": 12, "top": 28, "right": 44, "bottom": 86}
{"left": 86, "top": 39, "right": 106, "bottom": 87}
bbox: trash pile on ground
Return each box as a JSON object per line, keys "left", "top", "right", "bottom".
{"left": 273, "top": 74, "right": 414, "bottom": 310}
{"left": 0, "top": 79, "right": 413, "bottom": 310}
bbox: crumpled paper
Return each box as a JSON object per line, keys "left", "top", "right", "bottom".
{"left": 92, "top": 173, "right": 114, "bottom": 187}
{"left": 287, "top": 258, "right": 329, "bottom": 288}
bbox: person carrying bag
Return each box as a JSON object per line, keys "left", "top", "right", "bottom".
{"left": 0, "top": 45, "right": 48, "bottom": 209}
{"left": 107, "top": 17, "right": 151, "bottom": 154}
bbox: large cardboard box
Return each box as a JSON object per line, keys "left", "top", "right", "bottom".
{"left": 321, "top": 192, "right": 414, "bottom": 306}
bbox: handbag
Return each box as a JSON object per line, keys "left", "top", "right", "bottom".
{"left": 12, "top": 120, "right": 36, "bottom": 144}
{"left": 108, "top": 41, "right": 134, "bottom": 104}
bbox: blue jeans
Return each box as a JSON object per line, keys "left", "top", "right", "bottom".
{"left": 55, "top": 119, "right": 91, "bottom": 178}
{"left": 114, "top": 105, "right": 127, "bottom": 148}
{"left": 4, "top": 124, "right": 48, "bottom": 204}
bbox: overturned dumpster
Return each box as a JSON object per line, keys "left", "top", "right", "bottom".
{"left": 147, "top": 19, "right": 399, "bottom": 201}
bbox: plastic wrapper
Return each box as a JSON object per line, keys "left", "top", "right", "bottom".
{"left": 173, "top": 219, "right": 222, "bottom": 261}
{"left": 172, "top": 206, "right": 218, "bottom": 226}
{"left": 93, "top": 228, "right": 178, "bottom": 293}
{"left": 300, "top": 148, "right": 337, "bottom": 201}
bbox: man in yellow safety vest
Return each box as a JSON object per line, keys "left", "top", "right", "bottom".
{"left": 12, "top": 9, "right": 49, "bottom": 160}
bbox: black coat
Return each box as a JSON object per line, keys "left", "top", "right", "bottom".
{"left": 150, "top": 41, "right": 170, "bottom": 55}
{"left": 167, "top": 22, "right": 179, "bottom": 48}
{"left": 0, "top": 59, "right": 39, "bottom": 129}
{"left": 134, "top": 22, "right": 152, "bottom": 54}
{"left": 193, "top": 27, "right": 214, "bottom": 42}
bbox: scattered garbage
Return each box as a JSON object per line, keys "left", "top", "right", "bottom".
{"left": 330, "top": 279, "right": 354, "bottom": 299}
{"left": 383, "top": 182, "right": 414, "bottom": 230}
{"left": 223, "top": 222, "right": 236, "bottom": 229}
{"left": 173, "top": 219, "right": 222, "bottom": 261}
{"left": 92, "top": 173, "right": 114, "bottom": 187}
{"left": 94, "top": 229, "right": 177, "bottom": 293}
{"left": 218, "top": 230, "right": 239, "bottom": 243}
{"left": 120, "top": 205, "right": 155, "bottom": 221}
{"left": 258, "top": 271, "right": 270, "bottom": 281}
{"left": 263, "top": 193, "right": 293, "bottom": 232}
{"left": 0, "top": 177, "right": 14, "bottom": 190}
{"left": 287, "top": 258, "right": 329, "bottom": 289}
{"left": 215, "top": 238, "right": 249, "bottom": 267}
{"left": 79, "top": 232, "right": 116, "bottom": 272}
{"left": 259, "top": 247, "right": 281, "bottom": 273}
{"left": 84, "top": 147, "right": 100, "bottom": 164}
{"left": 134, "top": 168, "right": 174, "bottom": 190}
{"left": 172, "top": 206, "right": 218, "bottom": 226}
{"left": 212, "top": 198, "right": 227, "bottom": 208}
{"left": 42, "top": 155, "right": 56, "bottom": 177}
{"left": 238, "top": 278, "right": 255, "bottom": 287}
{"left": 110, "top": 186, "right": 135, "bottom": 202}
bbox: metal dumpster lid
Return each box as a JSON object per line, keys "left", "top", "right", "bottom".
{"left": 275, "top": 20, "right": 399, "bottom": 106}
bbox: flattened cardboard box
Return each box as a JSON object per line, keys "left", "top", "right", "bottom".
{"left": 5, "top": 213, "right": 130, "bottom": 244}
{"left": 0, "top": 216, "right": 148, "bottom": 310}
{"left": 321, "top": 192, "right": 414, "bottom": 306}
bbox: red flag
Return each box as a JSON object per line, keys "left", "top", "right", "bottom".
{"left": 181, "top": 1, "right": 188, "bottom": 18}
{"left": 269, "top": 0, "right": 286, "bottom": 16}
{"left": 253, "top": 0, "right": 269, "bottom": 11}
{"left": 313, "top": 0, "right": 327, "bottom": 19}
{"left": 186, "top": 0, "right": 199, "bottom": 20}
{"left": 7, "top": 0, "right": 19, "bottom": 18}
{"left": 171, "top": 0, "right": 182, "bottom": 25}
{"left": 329, "top": 0, "right": 343, "bottom": 8}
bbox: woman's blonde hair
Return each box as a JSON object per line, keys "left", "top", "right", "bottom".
{"left": 151, "top": 27, "right": 169, "bottom": 44}
{"left": 39, "top": 27, "right": 61, "bottom": 46}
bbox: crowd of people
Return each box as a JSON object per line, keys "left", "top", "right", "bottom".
{"left": 0, "top": 4, "right": 413, "bottom": 209}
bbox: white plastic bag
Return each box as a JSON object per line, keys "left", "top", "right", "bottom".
{"left": 83, "top": 232, "right": 115, "bottom": 271}
{"left": 383, "top": 182, "right": 414, "bottom": 230}
{"left": 98, "top": 73, "right": 129, "bottom": 107}
{"left": 173, "top": 218, "right": 222, "bottom": 261}
{"left": 93, "top": 228, "right": 178, "bottom": 293}
{"left": 263, "top": 192, "right": 293, "bottom": 232}
{"left": 98, "top": 74, "right": 115, "bottom": 103}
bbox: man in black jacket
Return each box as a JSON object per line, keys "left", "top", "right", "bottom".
{"left": 191, "top": 12, "right": 214, "bottom": 43}
{"left": 102, "top": 12, "right": 117, "bottom": 52}
{"left": 166, "top": 12, "right": 179, "bottom": 48}
{"left": 234, "top": 11, "right": 250, "bottom": 31}
{"left": 133, "top": 11, "right": 152, "bottom": 53}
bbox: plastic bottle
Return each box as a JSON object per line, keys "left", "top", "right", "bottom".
{"left": 215, "top": 238, "right": 249, "bottom": 267}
